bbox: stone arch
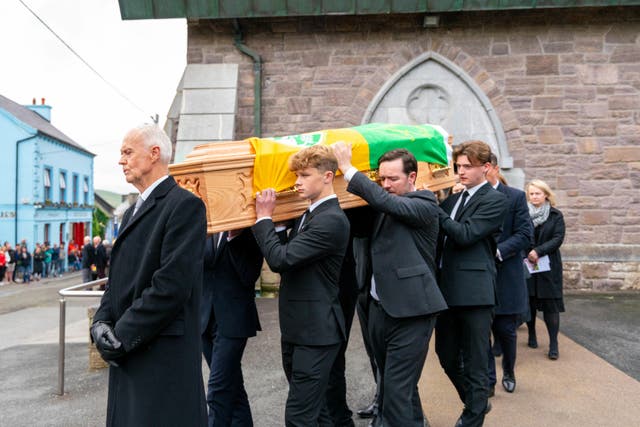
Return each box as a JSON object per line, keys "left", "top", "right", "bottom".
{"left": 362, "top": 50, "right": 518, "bottom": 174}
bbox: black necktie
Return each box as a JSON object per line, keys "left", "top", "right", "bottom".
{"left": 454, "top": 191, "right": 469, "bottom": 221}
{"left": 298, "top": 209, "right": 310, "bottom": 232}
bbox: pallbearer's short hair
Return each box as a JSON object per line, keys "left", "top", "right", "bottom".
{"left": 453, "top": 140, "right": 492, "bottom": 166}
{"left": 289, "top": 145, "right": 338, "bottom": 175}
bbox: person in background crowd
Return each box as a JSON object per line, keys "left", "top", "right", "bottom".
{"left": 18, "top": 245, "right": 31, "bottom": 284}
{"left": 485, "top": 154, "right": 533, "bottom": 395}
{"left": 4, "top": 243, "right": 16, "bottom": 283}
{"left": 58, "top": 242, "right": 66, "bottom": 275}
{"left": 525, "top": 179, "right": 566, "bottom": 360}
{"left": 94, "top": 236, "right": 108, "bottom": 280}
{"left": 51, "top": 244, "right": 60, "bottom": 278}
{"left": 81, "top": 236, "right": 95, "bottom": 283}
{"left": 67, "top": 240, "right": 77, "bottom": 272}
{"left": 0, "top": 247, "right": 6, "bottom": 285}
{"left": 43, "top": 242, "right": 53, "bottom": 278}
{"left": 73, "top": 248, "right": 82, "bottom": 271}
{"left": 12, "top": 243, "right": 21, "bottom": 282}
{"left": 32, "top": 245, "right": 44, "bottom": 281}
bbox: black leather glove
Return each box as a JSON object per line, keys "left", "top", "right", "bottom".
{"left": 90, "top": 321, "right": 125, "bottom": 366}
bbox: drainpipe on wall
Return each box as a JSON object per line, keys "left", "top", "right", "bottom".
{"left": 232, "top": 19, "right": 262, "bottom": 137}
{"left": 15, "top": 135, "right": 36, "bottom": 244}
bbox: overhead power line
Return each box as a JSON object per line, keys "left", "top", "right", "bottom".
{"left": 17, "top": 0, "right": 149, "bottom": 116}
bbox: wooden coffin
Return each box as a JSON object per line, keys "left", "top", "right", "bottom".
{"left": 169, "top": 139, "right": 457, "bottom": 234}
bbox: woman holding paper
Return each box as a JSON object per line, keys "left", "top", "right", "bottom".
{"left": 525, "top": 179, "right": 565, "bottom": 360}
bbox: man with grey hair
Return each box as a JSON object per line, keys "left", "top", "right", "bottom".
{"left": 91, "top": 124, "right": 207, "bottom": 426}
{"left": 81, "top": 235, "right": 94, "bottom": 283}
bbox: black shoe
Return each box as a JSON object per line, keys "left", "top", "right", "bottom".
{"left": 502, "top": 372, "right": 516, "bottom": 393}
{"left": 548, "top": 349, "right": 559, "bottom": 360}
{"left": 528, "top": 336, "right": 538, "bottom": 348}
{"left": 357, "top": 399, "right": 378, "bottom": 419}
{"left": 456, "top": 403, "right": 492, "bottom": 427}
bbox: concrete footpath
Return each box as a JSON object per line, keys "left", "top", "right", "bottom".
{"left": 0, "top": 278, "right": 639, "bottom": 426}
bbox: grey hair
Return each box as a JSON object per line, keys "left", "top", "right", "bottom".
{"left": 126, "top": 124, "right": 172, "bottom": 164}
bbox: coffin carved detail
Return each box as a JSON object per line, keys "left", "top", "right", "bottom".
{"left": 170, "top": 139, "right": 456, "bottom": 234}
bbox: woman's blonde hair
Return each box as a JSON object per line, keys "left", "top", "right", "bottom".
{"left": 526, "top": 179, "right": 557, "bottom": 207}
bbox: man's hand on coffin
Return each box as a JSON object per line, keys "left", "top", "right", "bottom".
{"left": 332, "top": 142, "right": 354, "bottom": 174}
{"left": 451, "top": 183, "right": 466, "bottom": 194}
{"left": 256, "top": 188, "right": 277, "bottom": 219}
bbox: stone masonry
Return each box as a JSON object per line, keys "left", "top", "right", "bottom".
{"left": 186, "top": 7, "right": 640, "bottom": 290}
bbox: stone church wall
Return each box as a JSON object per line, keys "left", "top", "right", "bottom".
{"left": 186, "top": 7, "right": 640, "bottom": 290}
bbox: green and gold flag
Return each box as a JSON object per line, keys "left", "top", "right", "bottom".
{"left": 248, "top": 123, "right": 450, "bottom": 193}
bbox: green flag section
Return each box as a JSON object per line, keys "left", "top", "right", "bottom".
{"left": 248, "top": 123, "right": 450, "bottom": 193}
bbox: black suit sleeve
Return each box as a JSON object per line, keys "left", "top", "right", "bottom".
{"left": 347, "top": 172, "right": 439, "bottom": 228}
{"left": 252, "top": 214, "right": 348, "bottom": 273}
{"left": 439, "top": 191, "right": 508, "bottom": 247}
{"left": 226, "top": 229, "right": 264, "bottom": 287}
{"left": 498, "top": 190, "right": 533, "bottom": 261}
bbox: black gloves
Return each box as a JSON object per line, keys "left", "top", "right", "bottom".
{"left": 90, "top": 321, "right": 125, "bottom": 367}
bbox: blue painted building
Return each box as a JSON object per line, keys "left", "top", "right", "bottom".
{"left": 0, "top": 95, "right": 95, "bottom": 251}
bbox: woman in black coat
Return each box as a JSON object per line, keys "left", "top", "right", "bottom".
{"left": 32, "top": 246, "right": 45, "bottom": 281}
{"left": 525, "top": 179, "right": 565, "bottom": 360}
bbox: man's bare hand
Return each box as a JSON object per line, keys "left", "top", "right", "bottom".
{"left": 255, "top": 188, "right": 277, "bottom": 219}
{"left": 451, "top": 183, "right": 466, "bottom": 194}
{"left": 332, "top": 142, "right": 354, "bottom": 174}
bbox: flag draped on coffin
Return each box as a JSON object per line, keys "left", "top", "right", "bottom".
{"left": 248, "top": 123, "right": 451, "bottom": 193}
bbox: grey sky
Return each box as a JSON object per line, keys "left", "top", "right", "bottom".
{"left": 0, "top": 0, "right": 186, "bottom": 194}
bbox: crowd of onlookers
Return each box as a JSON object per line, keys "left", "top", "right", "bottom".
{"left": 0, "top": 238, "right": 111, "bottom": 285}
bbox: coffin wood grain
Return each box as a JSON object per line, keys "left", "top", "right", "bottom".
{"left": 170, "top": 140, "right": 457, "bottom": 234}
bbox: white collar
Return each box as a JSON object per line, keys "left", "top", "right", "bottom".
{"left": 308, "top": 194, "right": 337, "bottom": 212}
{"left": 139, "top": 175, "right": 169, "bottom": 202}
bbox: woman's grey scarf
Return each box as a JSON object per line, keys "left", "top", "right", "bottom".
{"left": 528, "top": 201, "right": 550, "bottom": 227}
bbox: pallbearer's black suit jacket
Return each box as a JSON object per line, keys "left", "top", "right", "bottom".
{"left": 252, "top": 197, "right": 349, "bottom": 346}
{"left": 200, "top": 229, "right": 263, "bottom": 339}
{"left": 347, "top": 172, "right": 447, "bottom": 317}
{"left": 437, "top": 182, "right": 508, "bottom": 307}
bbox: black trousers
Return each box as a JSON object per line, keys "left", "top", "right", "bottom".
{"left": 436, "top": 306, "right": 493, "bottom": 427}
{"left": 356, "top": 289, "right": 379, "bottom": 391}
{"left": 282, "top": 341, "right": 341, "bottom": 427}
{"left": 488, "top": 314, "right": 518, "bottom": 386}
{"left": 369, "top": 300, "right": 436, "bottom": 427}
{"left": 323, "top": 280, "right": 359, "bottom": 427}
{"left": 205, "top": 334, "right": 252, "bottom": 427}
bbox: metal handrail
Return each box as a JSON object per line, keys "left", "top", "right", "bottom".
{"left": 57, "top": 278, "right": 107, "bottom": 396}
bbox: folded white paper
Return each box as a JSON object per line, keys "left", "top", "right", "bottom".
{"left": 523, "top": 255, "right": 551, "bottom": 274}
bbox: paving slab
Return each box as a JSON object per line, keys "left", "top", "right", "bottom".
{"left": 419, "top": 321, "right": 640, "bottom": 427}
{"left": 1, "top": 290, "right": 639, "bottom": 426}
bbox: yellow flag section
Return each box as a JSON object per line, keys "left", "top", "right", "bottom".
{"left": 248, "top": 123, "right": 450, "bottom": 193}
